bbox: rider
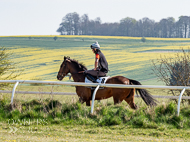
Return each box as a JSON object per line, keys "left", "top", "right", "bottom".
{"left": 85, "top": 41, "right": 109, "bottom": 83}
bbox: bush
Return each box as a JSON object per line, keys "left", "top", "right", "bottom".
{"left": 53, "top": 36, "right": 58, "bottom": 41}
{"left": 141, "top": 37, "right": 146, "bottom": 42}
{"left": 0, "top": 46, "right": 23, "bottom": 89}
{"left": 152, "top": 48, "right": 190, "bottom": 104}
{"left": 155, "top": 102, "right": 176, "bottom": 115}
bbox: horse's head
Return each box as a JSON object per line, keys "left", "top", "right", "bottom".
{"left": 57, "top": 56, "right": 71, "bottom": 81}
{"left": 57, "top": 56, "right": 87, "bottom": 81}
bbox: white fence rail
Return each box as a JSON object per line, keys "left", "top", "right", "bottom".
{"left": 0, "top": 80, "right": 190, "bottom": 116}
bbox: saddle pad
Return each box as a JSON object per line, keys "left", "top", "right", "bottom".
{"left": 85, "top": 76, "right": 110, "bottom": 84}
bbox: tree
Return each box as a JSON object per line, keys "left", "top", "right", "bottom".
{"left": 141, "top": 17, "right": 155, "bottom": 37}
{"left": 158, "top": 19, "right": 169, "bottom": 38}
{"left": 0, "top": 47, "right": 22, "bottom": 88}
{"left": 177, "top": 16, "right": 190, "bottom": 38}
{"left": 57, "top": 12, "right": 80, "bottom": 35}
{"left": 57, "top": 12, "right": 190, "bottom": 38}
{"left": 80, "top": 14, "right": 90, "bottom": 35}
{"left": 72, "top": 12, "right": 80, "bottom": 35}
{"left": 118, "top": 17, "right": 137, "bottom": 36}
{"left": 152, "top": 48, "right": 190, "bottom": 104}
{"left": 167, "top": 17, "right": 175, "bottom": 38}
{"left": 89, "top": 17, "right": 102, "bottom": 35}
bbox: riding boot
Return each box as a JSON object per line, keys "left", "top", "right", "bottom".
{"left": 86, "top": 74, "right": 97, "bottom": 83}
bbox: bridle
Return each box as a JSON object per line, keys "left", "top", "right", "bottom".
{"left": 57, "top": 58, "right": 85, "bottom": 82}
{"left": 58, "top": 60, "right": 68, "bottom": 79}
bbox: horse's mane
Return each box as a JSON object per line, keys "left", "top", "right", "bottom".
{"left": 72, "top": 59, "right": 87, "bottom": 71}
{"left": 65, "top": 57, "right": 87, "bottom": 71}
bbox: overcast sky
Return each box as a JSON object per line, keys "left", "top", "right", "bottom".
{"left": 0, "top": 0, "right": 190, "bottom": 36}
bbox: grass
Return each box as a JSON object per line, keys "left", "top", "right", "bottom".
{"left": 0, "top": 96, "right": 190, "bottom": 142}
{"left": 1, "top": 96, "right": 190, "bottom": 128}
{"left": 0, "top": 85, "right": 190, "bottom": 142}
{"left": 0, "top": 124, "right": 190, "bottom": 141}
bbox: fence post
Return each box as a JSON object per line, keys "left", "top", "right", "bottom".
{"left": 177, "top": 88, "right": 186, "bottom": 116}
{"left": 91, "top": 85, "right": 100, "bottom": 114}
{"left": 11, "top": 81, "right": 19, "bottom": 107}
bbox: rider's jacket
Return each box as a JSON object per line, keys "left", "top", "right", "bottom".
{"left": 96, "top": 51, "right": 108, "bottom": 73}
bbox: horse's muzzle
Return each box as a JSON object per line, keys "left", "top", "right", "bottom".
{"left": 57, "top": 74, "right": 63, "bottom": 81}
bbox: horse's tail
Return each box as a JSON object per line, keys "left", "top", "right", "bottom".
{"left": 129, "top": 79, "right": 157, "bottom": 106}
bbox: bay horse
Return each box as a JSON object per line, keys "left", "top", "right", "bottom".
{"left": 57, "top": 56, "right": 157, "bottom": 109}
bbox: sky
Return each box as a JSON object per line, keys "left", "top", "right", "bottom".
{"left": 0, "top": 0, "right": 190, "bottom": 36}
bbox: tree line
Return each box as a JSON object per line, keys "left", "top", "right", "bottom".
{"left": 57, "top": 12, "right": 190, "bottom": 38}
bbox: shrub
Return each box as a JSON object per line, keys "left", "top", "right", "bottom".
{"left": 0, "top": 46, "right": 23, "bottom": 89}
{"left": 53, "top": 36, "right": 58, "bottom": 41}
{"left": 141, "top": 37, "right": 146, "bottom": 42}
{"left": 152, "top": 48, "right": 190, "bottom": 104}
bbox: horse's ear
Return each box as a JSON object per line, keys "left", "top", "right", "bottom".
{"left": 66, "top": 59, "right": 71, "bottom": 62}
{"left": 64, "top": 56, "right": 66, "bottom": 60}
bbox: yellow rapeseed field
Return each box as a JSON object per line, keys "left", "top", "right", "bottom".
{"left": 1, "top": 35, "right": 190, "bottom": 40}
{"left": 10, "top": 48, "right": 182, "bottom": 81}
{"left": 1, "top": 35, "right": 190, "bottom": 83}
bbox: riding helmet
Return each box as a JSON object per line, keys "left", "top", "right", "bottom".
{"left": 90, "top": 41, "right": 100, "bottom": 50}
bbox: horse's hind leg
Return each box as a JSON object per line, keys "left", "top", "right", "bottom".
{"left": 125, "top": 89, "right": 137, "bottom": 110}
{"left": 113, "top": 96, "right": 124, "bottom": 105}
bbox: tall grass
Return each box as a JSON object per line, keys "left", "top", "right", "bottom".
{"left": 1, "top": 97, "right": 189, "bottom": 129}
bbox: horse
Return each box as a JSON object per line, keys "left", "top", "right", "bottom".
{"left": 57, "top": 56, "right": 157, "bottom": 109}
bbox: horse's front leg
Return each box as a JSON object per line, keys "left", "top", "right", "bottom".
{"left": 79, "top": 97, "right": 85, "bottom": 104}
{"left": 78, "top": 97, "right": 91, "bottom": 106}
{"left": 86, "top": 100, "right": 91, "bottom": 106}
{"left": 76, "top": 86, "right": 92, "bottom": 106}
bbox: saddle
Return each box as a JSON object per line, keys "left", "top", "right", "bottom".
{"left": 84, "top": 74, "right": 110, "bottom": 100}
{"left": 85, "top": 74, "right": 110, "bottom": 84}
{"left": 85, "top": 74, "right": 110, "bottom": 89}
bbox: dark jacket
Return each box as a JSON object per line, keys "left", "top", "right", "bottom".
{"left": 97, "top": 50, "right": 108, "bottom": 73}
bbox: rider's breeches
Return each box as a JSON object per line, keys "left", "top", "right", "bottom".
{"left": 85, "top": 69, "right": 106, "bottom": 77}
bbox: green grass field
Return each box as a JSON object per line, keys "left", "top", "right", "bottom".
{"left": 0, "top": 96, "right": 190, "bottom": 142}
{"left": 0, "top": 124, "right": 189, "bottom": 142}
